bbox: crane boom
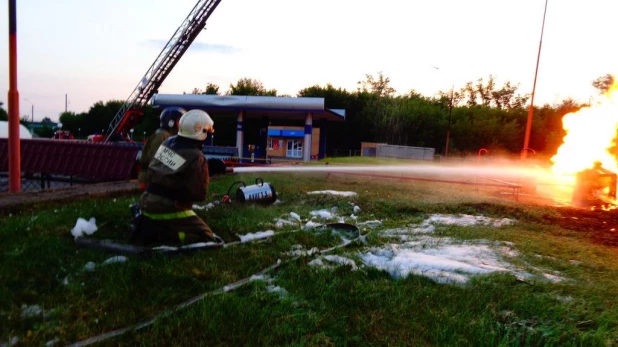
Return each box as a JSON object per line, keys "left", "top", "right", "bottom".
{"left": 105, "top": 0, "right": 222, "bottom": 141}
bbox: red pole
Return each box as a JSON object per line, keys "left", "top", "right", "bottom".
{"left": 8, "top": 0, "right": 21, "bottom": 192}
{"left": 523, "top": 0, "right": 549, "bottom": 159}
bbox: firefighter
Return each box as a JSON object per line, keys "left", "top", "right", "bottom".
{"left": 130, "top": 109, "right": 220, "bottom": 246}
{"left": 137, "top": 107, "right": 187, "bottom": 191}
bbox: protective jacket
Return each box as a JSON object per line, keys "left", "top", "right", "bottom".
{"left": 138, "top": 129, "right": 172, "bottom": 189}
{"left": 132, "top": 135, "right": 213, "bottom": 245}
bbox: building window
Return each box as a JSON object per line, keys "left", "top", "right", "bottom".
{"left": 286, "top": 140, "right": 302, "bottom": 158}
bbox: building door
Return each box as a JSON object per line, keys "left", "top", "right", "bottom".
{"left": 286, "top": 140, "right": 302, "bottom": 158}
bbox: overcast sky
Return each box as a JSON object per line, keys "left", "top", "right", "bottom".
{"left": 0, "top": 0, "right": 616, "bottom": 121}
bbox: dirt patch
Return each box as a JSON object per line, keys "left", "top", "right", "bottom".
{"left": 541, "top": 207, "right": 618, "bottom": 247}
{"left": 0, "top": 180, "right": 139, "bottom": 215}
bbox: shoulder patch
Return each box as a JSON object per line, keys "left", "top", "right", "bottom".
{"left": 154, "top": 145, "right": 186, "bottom": 171}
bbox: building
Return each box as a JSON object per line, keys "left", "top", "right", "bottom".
{"left": 150, "top": 94, "right": 345, "bottom": 162}
{"left": 266, "top": 126, "right": 320, "bottom": 160}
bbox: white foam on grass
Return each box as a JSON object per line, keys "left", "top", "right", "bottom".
{"left": 307, "top": 190, "right": 357, "bottom": 197}
{"left": 274, "top": 218, "right": 297, "bottom": 229}
{"left": 309, "top": 255, "right": 358, "bottom": 271}
{"left": 83, "top": 262, "right": 96, "bottom": 272}
{"left": 45, "top": 338, "right": 60, "bottom": 347}
{"left": 542, "top": 273, "right": 566, "bottom": 283}
{"left": 1, "top": 336, "right": 19, "bottom": 347}
{"left": 359, "top": 242, "right": 516, "bottom": 284}
{"left": 290, "top": 212, "right": 301, "bottom": 222}
{"left": 267, "top": 285, "right": 288, "bottom": 297}
{"left": 424, "top": 214, "right": 515, "bottom": 227}
{"left": 70, "top": 217, "right": 98, "bottom": 239}
{"left": 239, "top": 230, "right": 275, "bottom": 243}
{"left": 285, "top": 246, "right": 320, "bottom": 257}
{"left": 356, "top": 214, "right": 564, "bottom": 285}
{"left": 310, "top": 209, "right": 335, "bottom": 219}
{"left": 303, "top": 221, "right": 323, "bottom": 229}
{"left": 20, "top": 304, "right": 42, "bottom": 318}
{"left": 356, "top": 220, "right": 383, "bottom": 228}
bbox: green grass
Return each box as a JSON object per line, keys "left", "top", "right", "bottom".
{"left": 2, "top": 167, "right": 618, "bottom": 346}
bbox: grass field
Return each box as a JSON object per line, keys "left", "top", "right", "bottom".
{"left": 2, "top": 159, "right": 618, "bottom": 346}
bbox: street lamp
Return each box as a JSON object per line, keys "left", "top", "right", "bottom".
{"left": 522, "top": 0, "right": 549, "bottom": 159}
{"left": 130, "top": 128, "right": 134, "bottom": 140}
{"left": 78, "top": 128, "right": 81, "bottom": 138}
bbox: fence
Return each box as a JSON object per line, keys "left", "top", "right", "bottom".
{"left": 361, "top": 143, "right": 435, "bottom": 160}
{"left": 0, "top": 138, "right": 141, "bottom": 193}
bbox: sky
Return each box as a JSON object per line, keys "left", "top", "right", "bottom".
{"left": 0, "top": 0, "right": 617, "bottom": 121}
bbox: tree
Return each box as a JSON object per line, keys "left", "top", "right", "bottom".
{"left": 204, "top": 83, "right": 220, "bottom": 95}
{"left": 459, "top": 76, "right": 528, "bottom": 110}
{"left": 188, "top": 83, "right": 221, "bottom": 95}
{"left": 357, "top": 71, "right": 395, "bottom": 97}
{"left": 227, "top": 78, "right": 276, "bottom": 96}
{"left": 0, "top": 101, "right": 7, "bottom": 121}
{"left": 592, "top": 73, "right": 614, "bottom": 94}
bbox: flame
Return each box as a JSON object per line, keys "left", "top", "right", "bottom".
{"left": 550, "top": 78, "right": 618, "bottom": 176}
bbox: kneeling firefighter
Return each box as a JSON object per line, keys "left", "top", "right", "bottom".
{"left": 130, "top": 109, "right": 220, "bottom": 246}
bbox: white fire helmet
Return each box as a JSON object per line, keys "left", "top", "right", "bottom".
{"left": 177, "top": 109, "right": 214, "bottom": 141}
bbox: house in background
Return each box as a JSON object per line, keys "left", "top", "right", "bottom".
{"left": 266, "top": 126, "right": 320, "bottom": 160}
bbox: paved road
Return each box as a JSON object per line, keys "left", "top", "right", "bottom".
{"left": 0, "top": 180, "right": 139, "bottom": 215}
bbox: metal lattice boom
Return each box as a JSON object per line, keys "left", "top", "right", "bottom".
{"left": 105, "top": 0, "right": 222, "bottom": 141}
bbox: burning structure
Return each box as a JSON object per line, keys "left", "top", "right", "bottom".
{"left": 549, "top": 75, "right": 618, "bottom": 209}
{"left": 571, "top": 161, "right": 617, "bottom": 208}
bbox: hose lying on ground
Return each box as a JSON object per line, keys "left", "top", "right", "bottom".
{"left": 66, "top": 224, "right": 367, "bottom": 347}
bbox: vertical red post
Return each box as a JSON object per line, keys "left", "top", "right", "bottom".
{"left": 8, "top": 0, "right": 21, "bottom": 192}
{"left": 523, "top": 0, "right": 549, "bottom": 159}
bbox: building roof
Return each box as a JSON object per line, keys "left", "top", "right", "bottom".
{"left": 150, "top": 94, "right": 346, "bottom": 122}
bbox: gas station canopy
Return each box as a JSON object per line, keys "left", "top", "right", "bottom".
{"left": 150, "top": 94, "right": 345, "bottom": 121}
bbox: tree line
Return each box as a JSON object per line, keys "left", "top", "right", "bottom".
{"left": 2, "top": 73, "right": 613, "bottom": 159}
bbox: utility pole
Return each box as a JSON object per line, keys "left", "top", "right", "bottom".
{"left": 432, "top": 66, "right": 455, "bottom": 159}
{"left": 522, "top": 0, "right": 549, "bottom": 159}
{"left": 8, "top": 0, "right": 21, "bottom": 192}
{"left": 65, "top": 94, "right": 68, "bottom": 112}
{"left": 445, "top": 86, "right": 454, "bottom": 158}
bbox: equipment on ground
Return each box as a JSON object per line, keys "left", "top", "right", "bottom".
{"left": 572, "top": 161, "right": 617, "bottom": 208}
{"left": 101, "top": 0, "right": 222, "bottom": 142}
{"left": 224, "top": 178, "right": 277, "bottom": 204}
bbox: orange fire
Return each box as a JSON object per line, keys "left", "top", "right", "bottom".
{"left": 551, "top": 78, "right": 618, "bottom": 176}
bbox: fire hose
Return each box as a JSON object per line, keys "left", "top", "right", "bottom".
{"left": 67, "top": 223, "right": 367, "bottom": 347}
